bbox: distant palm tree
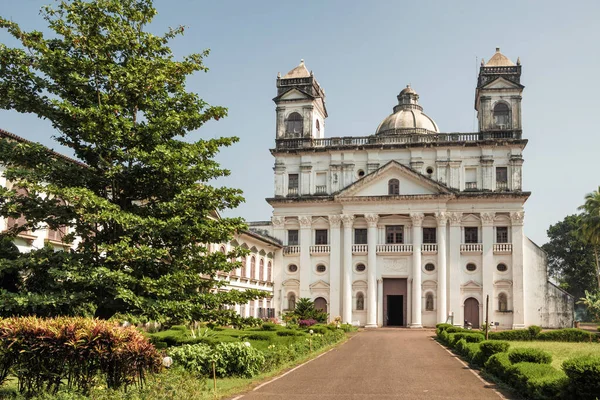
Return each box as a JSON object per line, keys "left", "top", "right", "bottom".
{"left": 578, "top": 186, "right": 600, "bottom": 290}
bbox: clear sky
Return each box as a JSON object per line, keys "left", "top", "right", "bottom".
{"left": 1, "top": 0, "right": 599, "bottom": 245}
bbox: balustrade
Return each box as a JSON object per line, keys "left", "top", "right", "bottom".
{"left": 465, "top": 182, "right": 478, "bottom": 190}
{"left": 376, "top": 244, "right": 413, "bottom": 254}
{"left": 352, "top": 244, "right": 368, "bottom": 254}
{"left": 460, "top": 243, "right": 483, "bottom": 253}
{"left": 496, "top": 181, "right": 509, "bottom": 190}
{"left": 287, "top": 187, "right": 298, "bottom": 196}
{"left": 493, "top": 243, "right": 513, "bottom": 254}
{"left": 283, "top": 245, "right": 300, "bottom": 256}
{"left": 421, "top": 244, "right": 438, "bottom": 253}
{"left": 310, "top": 245, "right": 331, "bottom": 254}
{"left": 315, "top": 185, "right": 327, "bottom": 195}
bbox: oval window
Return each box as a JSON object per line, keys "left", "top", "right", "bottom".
{"left": 466, "top": 263, "right": 477, "bottom": 272}
{"left": 316, "top": 264, "right": 327, "bottom": 273}
{"left": 356, "top": 263, "right": 366, "bottom": 272}
{"left": 425, "top": 263, "right": 435, "bottom": 272}
{"left": 288, "top": 264, "right": 298, "bottom": 273}
{"left": 497, "top": 263, "right": 508, "bottom": 272}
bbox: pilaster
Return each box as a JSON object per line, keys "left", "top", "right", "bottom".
{"left": 328, "top": 215, "right": 342, "bottom": 321}
{"left": 300, "top": 164, "right": 312, "bottom": 196}
{"left": 448, "top": 212, "right": 462, "bottom": 325}
{"left": 481, "top": 157, "right": 494, "bottom": 191}
{"left": 273, "top": 162, "right": 286, "bottom": 197}
{"left": 330, "top": 164, "right": 342, "bottom": 193}
{"left": 365, "top": 213, "right": 379, "bottom": 328}
{"left": 410, "top": 212, "right": 424, "bottom": 328}
{"left": 511, "top": 211, "right": 525, "bottom": 328}
{"left": 271, "top": 216, "right": 286, "bottom": 317}
{"left": 299, "top": 215, "right": 312, "bottom": 297}
{"left": 435, "top": 212, "right": 448, "bottom": 324}
{"left": 448, "top": 161, "right": 461, "bottom": 189}
{"left": 510, "top": 156, "right": 524, "bottom": 191}
{"left": 341, "top": 214, "right": 354, "bottom": 324}
{"left": 481, "top": 212, "right": 495, "bottom": 318}
{"left": 377, "top": 278, "right": 383, "bottom": 327}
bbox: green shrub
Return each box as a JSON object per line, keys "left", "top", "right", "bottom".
{"left": 451, "top": 332, "right": 485, "bottom": 345}
{"left": 488, "top": 329, "right": 532, "bottom": 341}
{"left": 435, "top": 323, "right": 453, "bottom": 335}
{"left": 527, "top": 325, "right": 542, "bottom": 339}
{"left": 261, "top": 322, "right": 278, "bottom": 331}
{"left": 562, "top": 355, "right": 600, "bottom": 400}
{"left": 339, "top": 323, "right": 356, "bottom": 332}
{"left": 537, "top": 328, "right": 595, "bottom": 343}
{"left": 507, "top": 362, "right": 567, "bottom": 400}
{"left": 170, "top": 325, "right": 188, "bottom": 332}
{"left": 168, "top": 343, "right": 213, "bottom": 376}
{"left": 244, "top": 333, "right": 271, "bottom": 341}
{"left": 276, "top": 330, "right": 304, "bottom": 337}
{"left": 477, "top": 340, "right": 510, "bottom": 365}
{"left": 484, "top": 352, "right": 512, "bottom": 381}
{"left": 438, "top": 330, "right": 449, "bottom": 344}
{"left": 445, "top": 326, "right": 465, "bottom": 334}
{"left": 508, "top": 348, "right": 552, "bottom": 365}
{"left": 308, "top": 325, "right": 328, "bottom": 335}
{"left": 213, "top": 342, "right": 265, "bottom": 378}
{"left": 0, "top": 316, "right": 161, "bottom": 395}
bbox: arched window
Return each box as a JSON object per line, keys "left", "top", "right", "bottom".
{"left": 498, "top": 293, "right": 508, "bottom": 312}
{"left": 219, "top": 246, "right": 226, "bottom": 254}
{"left": 493, "top": 103, "right": 510, "bottom": 128}
{"left": 286, "top": 112, "right": 303, "bottom": 135}
{"left": 426, "top": 293, "right": 434, "bottom": 311}
{"left": 356, "top": 292, "right": 365, "bottom": 311}
{"left": 250, "top": 256, "right": 256, "bottom": 279}
{"left": 241, "top": 257, "right": 247, "bottom": 277}
{"left": 316, "top": 119, "right": 320, "bottom": 134}
{"left": 288, "top": 293, "right": 296, "bottom": 310}
{"left": 259, "top": 259, "right": 264, "bottom": 281}
{"left": 267, "top": 261, "right": 272, "bottom": 281}
{"left": 388, "top": 179, "right": 400, "bottom": 195}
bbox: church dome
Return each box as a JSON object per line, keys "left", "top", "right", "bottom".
{"left": 375, "top": 85, "right": 439, "bottom": 135}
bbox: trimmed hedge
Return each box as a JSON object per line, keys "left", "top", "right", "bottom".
{"left": 488, "top": 329, "right": 533, "bottom": 341}
{"left": 476, "top": 340, "right": 510, "bottom": 366}
{"left": 276, "top": 329, "right": 305, "bottom": 337}
{"left": 537, "top": 328, "right": 595, "bottom": 343}
{"left": 508, "top": 348, "right": 552, "bottom": 365}
{"left": 506, "top": 362, "right": 567, "bottom": 400}
{"left": 435, "top": 323, "right": 453, "bottom": 335}
{"left": 562, "top": 355, "right": 600, "bottom": 400}
{"left": 484, "top": 352, "right": 512, "bottom": 381}
{"left": 451, "top": 332, "right": 485, "bottom": 345}
{"left": 445, "top": 326, "right": 466, "bottom": 334}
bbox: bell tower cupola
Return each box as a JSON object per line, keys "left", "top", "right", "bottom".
{"left": 274, "top": 60, "right": 327, "bottom": 139}
{"left": 475, "top": 48, "right": 524, "bottom": 132}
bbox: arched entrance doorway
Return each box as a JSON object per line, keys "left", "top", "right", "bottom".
{"left": 464, "top": 297, "right": 480, "bottom": 328}
{"left": 314, "top": 297, "right": 327, "bottom": 313}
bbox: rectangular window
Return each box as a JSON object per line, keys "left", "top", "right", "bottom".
{"left": 315, "top": 229, "right": 328, "bottom": 245}
{"left": 386, "top": 225, "right": 404, "bottom": 244}
{"left": 465, "top": 168, "right": 477, "bottom": 189}
{"left": 354, "top": 228, "right": 367, "bottom": 244}
{"left": 288, "top": 174, "right": 299, "bottom": 191}
{"left": 496, "top": 227, "right": 509, "bottom": 243}
{"left": 464, "top": 227, "right": 479, "bottom": 243}
{"left": 423, "top": 227, "right": 437, "bottom": 244}
{"left": 496, "top": 167, "right": 508, "bottom": 184}
{"left": 287, "top": 229, "right": 299, "bottom": 246}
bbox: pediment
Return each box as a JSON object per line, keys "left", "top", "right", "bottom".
{"left": 336, "top": 160, "right": 454, "bottom": 198}
{"left": 462, "top": 213, "right": 481, "bottom": 223}
{"left": 352, "top": 280, "right": 368, "bottom": 289}
{"left": 461, "top": 280, "right": 482, "bottom": 289}
{"left": 422, "top": 279, "right": 437, "bottom": 288}
{"left": 282, "top": 279, "right": 300, "bottom": 287}
{"left": 310, "top": 279, "right": 330, "bottom": 290}
{"left": 278, "top": 88, "right": 312, "bottom": 101}
{"left": 494, "top": 279, "right": 513, "bottom": 287}
{"left": 481, "top": 77, "right": 522, "bottom": 90}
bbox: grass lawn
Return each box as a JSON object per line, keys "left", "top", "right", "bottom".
{"left": 508, "top": 341, "right": 600, "bottom": 369}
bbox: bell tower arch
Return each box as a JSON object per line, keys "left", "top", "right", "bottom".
{"left": 274, "top": 60, "right": 328, "bottom": 139}
{"left": 475, "top": 48, "right": 524, "bottom": 133}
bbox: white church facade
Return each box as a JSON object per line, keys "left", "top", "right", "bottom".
{"left": 253, "top": 49, "right": 573, "bottom": 329}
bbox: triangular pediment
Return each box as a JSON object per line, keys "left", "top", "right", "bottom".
{"left": 461, "top": 280, "right": 482, "bottom": 289}
{"left": 274, "top": 87, "right": 314, "bottom": 102}
{"left": 309, "top": 280, "right": 330, "bottom": 290}
{"left": 336, "top": 160, "right": 454, "bottom": 198}
{"left": 481, "top": 76, "right": 522, "bottom": 90}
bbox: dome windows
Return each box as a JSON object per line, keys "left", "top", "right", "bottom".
{"left": 493, "top": 103, "right": 510, "bottom": 129}
{"left": 286, "top": 112, "right": 303, "bottom": 136}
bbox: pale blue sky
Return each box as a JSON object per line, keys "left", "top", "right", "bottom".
{"left": 1, "top": 0, "right": 599, "bottom": 245}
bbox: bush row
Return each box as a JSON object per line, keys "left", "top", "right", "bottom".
{"left": 488, "top": 327, "right": 597, "bottom": 343}
{"left": 168, "top": 328, "right": 346, "bottom": 378}
{"left": 436, "top": 324, "right": 600, "bottom": 399}
{"left": 0, "top": 317, "right": 161, "bottom": 396}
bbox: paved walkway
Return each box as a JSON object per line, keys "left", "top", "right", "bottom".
{"left": 235, "top": 329, "right": 505, "bottom": 400}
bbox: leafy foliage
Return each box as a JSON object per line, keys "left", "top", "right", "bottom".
{"left": 506, "top": 362, "right": 567, "bottom": 400}
{"left": 0, "top": 0, "right": 265, "bottom": 323}
{"left": 290, "top": 298, "right": 328, "bottom": 323}
{"left": 509, "top": 348, "right": 553, "bottom": 365}
{"left": 0, "top": 317, "right": 161, "bottom": 395}
{"left": 562, "top": 355, "right": 600, "bottom": 400}
{"left": 578, "top": 290, "right": 600, "bottom": 321}
{"left": 536, "top": 328, "right": 596, "bottom": 343}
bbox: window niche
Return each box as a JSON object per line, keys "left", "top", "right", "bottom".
{"left": 356, "top": 292, "right": 365, "bottom": 311}
{"left": 286, "top": 112, "right": 303, "bottom": 136}
{"left": 493, "top": 103, "right": 510, "bottom": 129}
{"left": 388, "top": 179, "right": 400, "bottom": 195}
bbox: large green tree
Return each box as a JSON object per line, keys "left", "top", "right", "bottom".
{"left": 578, "top": 186, "right": 600, "bottom": 290}
{"left": 0, "top": 0, "right": 263, "bottom": 323}
{"left": 542, "top": 215, "right": 597, "bottom": 300}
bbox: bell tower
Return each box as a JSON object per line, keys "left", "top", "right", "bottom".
{"left": 475, "top": 48, "right": 524, "bottom": 132}
{"left": 273, "top": 60, "right": 327, "bottom": 139}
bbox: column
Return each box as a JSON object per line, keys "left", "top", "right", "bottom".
{"left": 435, "top": 212, "right": 448, "bottom": 324}
{"left": 377, "top": 278, "right": 383, "bottom": 327}
{"left": 341, "top": 214, "right": 354, "bottom": 324}
{"left": 448, "top": 212, "right": 462, "bottom": 325}
{"left": 511, "top": 211, "right": 526, "bottom": 328}
{"left": 273, "top": 161, "right": 286, "bottom": 197}
{"left": 481, "top": 157, "right": 494, "bottom": 191}
{"left": 300, "top": 164, "right": 312, "bottom": 195}
{"left": 482, "top": 212, "right": 495, "bottom": 323}
{"left": 299, "top": 215, "right": 312, "bottom": 298}
{"left": 271, "top": 216, "right": 286, "bottom": 317}
{"left": 510, "top": 155, "right": 524, "bottom": 191}
{"left": 407, "top": 279, "right": 412, "bottom": 326}
{"left": 410, "top": 213, "right": 424, "bottom": 328}
{"left": 365, "top": 213, "right": 379, "bottom": 328}
{"left": 328, "top": 215, "right": 342, "bottom": 321}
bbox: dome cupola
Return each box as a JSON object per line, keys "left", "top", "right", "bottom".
{"left": 375, "top": 85, "right": 439, "bottom": 135}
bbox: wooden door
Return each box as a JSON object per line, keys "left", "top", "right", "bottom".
{"left": 314, "top": 297, "right": 327, "bottom": 313}
{"left": 464, "top": 297, "right": 480, "bottom": 328}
